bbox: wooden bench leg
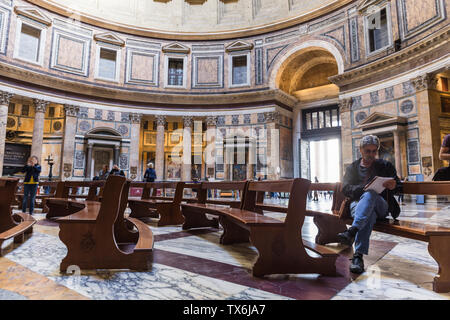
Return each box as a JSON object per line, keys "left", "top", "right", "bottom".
{"left": 157, "top": 206, "right": 184, "bottom": 227}
{"left": 181, "top": 208, "right": 219, "bottom": 230}
{"left": 249, "top": 226, "right": 337, "bottom": 277}
{"left": 428, "top": 235, "right": 450, "bottom": 293}
{"left": 129, "top": 202, "right": 159, "bottom": 219}
{"left": 219, "top": 216, "right": 250, "bottom": 245}
{"left": 14, "top": 233, "right": 25, "bottom": 244}
{"left": 313, "top": 214, "right": 348, "bottom": 245}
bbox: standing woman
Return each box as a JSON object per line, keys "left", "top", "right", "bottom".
{"left": 144, "top": 163, "right": 157, "bottom": 182}
{"left": 18, "top": 156, "right": 41, "bottom": 214}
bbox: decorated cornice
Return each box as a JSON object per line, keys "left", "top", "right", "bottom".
{"left": 411, "top": 73, "right": 438, "bottom": 92}
{"left": 63, "top": 104, "right": 80, "bottom": 117}
{"left": 0, "top": 60, "right": 296, "bottom": 109}
{"left": 155, "top": 115, "right": 167, "bottom": 126}
{"left": 329, "top": 27, "right": 450, "bottom": 91}
{"left": 0, "top": 91, "right": 13, "bottom": 105}
{"left": 129, "top": 112, "right": 143, "bottom": 124}
{"left": 33, "top": 99, "right": 50, "bottom": 113}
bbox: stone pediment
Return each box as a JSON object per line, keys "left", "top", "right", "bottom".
{"left": 358, "top": 112, "right": 407, "bottom": 131}
{"left": 225, "top": 40, "right": 254, "bottom": 52}
{"left": 357, "top": 0, "right": 387, "bottom": 14}
{"left": 14, "top": 6, "right": 52, "bottom": 26}
{"left": 94, "top": 32, "right": 125, "bottom": 47}
{"left": 162, "top": 42, "right": 190, "bottom": 54}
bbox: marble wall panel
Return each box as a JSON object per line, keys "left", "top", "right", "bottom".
{"left": 192, "top": 55, "right": 223, "bottom": 88}
{"left": 126, "top": 48, "right": 159, "bottom": 85}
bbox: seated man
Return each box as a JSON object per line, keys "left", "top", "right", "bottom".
{"left": 338, "top": 135, "right": 401, "bottom": 274}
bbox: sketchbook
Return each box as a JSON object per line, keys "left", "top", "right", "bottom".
{"left": 363, "top": 176, "right": 395, "bottom": 194}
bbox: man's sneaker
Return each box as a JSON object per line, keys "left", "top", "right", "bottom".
{"left": 350, "top": 253, "right": 364, "bottom": 274}
{"left": 337, "top": 229, "right": 355, "bottom": 246}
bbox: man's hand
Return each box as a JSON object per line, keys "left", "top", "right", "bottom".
{"left": 383, "top": 179, "right": 396, "bottom": 190}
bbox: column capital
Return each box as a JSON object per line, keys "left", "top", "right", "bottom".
{"left": 339, "top": 98, "right": 353, "bottom": 112}
{"left": 411, "top": 73, "right": 438, "bottom": 92}
{"left": 183, "top": 116, "right": 194, "bottom": 128}
{"left": 206, "top": 116, "right": 217, "bottom": 127}
{"left": 264, "top": 111, "right": 280, "bottom": 123}
{"left": 33, "top": 99, "right": 51, "bottom": 113}
{"left": 155, "top": 115, "right": 167, "bottom": 126}
{"left": 64, "top": 104, "right": 80, "bottom": 117}
{"left": 0, "top": 91, "right": 13, "bottom": 106}
{"left": 129, "top": 112, "right": 142, "bottom": 124}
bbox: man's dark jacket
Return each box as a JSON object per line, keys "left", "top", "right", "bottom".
{"left": 342, "top": 158, "right": 402, "bottom": 219}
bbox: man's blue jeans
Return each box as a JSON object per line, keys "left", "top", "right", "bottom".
{"left": 350, "top": 190, "right": 389, "bottom": 255}
{"left": 23, "top": 184, "right": 38, "bottom": 214}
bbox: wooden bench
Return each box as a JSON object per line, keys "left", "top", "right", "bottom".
{"left": 308, "top": 181, "right": 450, "bottom": 293}
{"left": 57, "top": 175, "right": 153, "bottom": 271}
{"left": 128, "top": 181, "right": 186, "bottom": 226}
{"left": 181, "top": 181, "right": 247, "bottom": 230}
{"left": 45, "top": 181, "right": 104, "bottom": 220}
{"left": 182, "top": 178, "right": 338, "bottom": 277}
{"left": 0, "top": 178, "right": 36, "bottom": 256}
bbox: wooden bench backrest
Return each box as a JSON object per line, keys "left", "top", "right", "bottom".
{"left": 96, "top": 175, "right": 126, "bottom": 230}
{"left": 39, "top": 181, "right": 59, "bottom": 194}
{"left": 141, "top": 182, "right": 181, "bottom": 200}
{"left": 244, "top": 178, "right": 311, "bottom": 233}
{"left": 402, "top": 181, "right": 450, "bottom": 195}
{"left": 195, "top": 181, "right": 247, "bottom": 203}
{"left": 0, "top": 178, "right": 19, "bottom": 231}
{"left": 61, "top": 181, "right": 104, "bottom": 200}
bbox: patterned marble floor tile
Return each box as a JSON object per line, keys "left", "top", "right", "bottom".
{"left": 0, "top": 257, "right": 88, "bottom": 300}
{"left": 3, "top": 231, "right": 290, "bottom": 300}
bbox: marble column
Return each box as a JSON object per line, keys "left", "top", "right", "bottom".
{"left": 155, "top": 115, "right": 166, "bottom": 181}
{"left": 0, "top": 91, "right": 13, "bottom": 176}
{"left": 129, "top": 113, "right": 142, "bottom": 180}
{"left": 412, "top": 74, "right": 439, "bottom": 181}
{"left": 114, "top": 145, "right": 120, "bottom": 166}
{"left": 31, "top": 99, "right": 50, "bottom": 162}
{"left": 61, "top": 105, "right": 79, "bottom": 180}
{"left": 85, "top": 143, "right": 94, "bottom": 179}
{"left": 265, "top": 111, "right": 280, "bottom": 180}
{"left": 339, "top": 98, "right": 353, "bottom": 180}
{"left": 182, "top": 116, "right": 193, "bottom": 182}
{"left": 292, "top": 105, "right": 301, "bottom": 178}
{"left": 205, "top": 116, "right": 217, "bottom": 179}
{"left": 393, "top": 130, "right": 403, "bottom": 178}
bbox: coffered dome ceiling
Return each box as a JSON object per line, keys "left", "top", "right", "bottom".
{"left": 26, "top": 0, "right": 352, "bottom": 39}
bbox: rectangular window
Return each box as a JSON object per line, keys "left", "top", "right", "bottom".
{"left": 21, "top": 104, "right": 29, "bottom": 116}
{"left": 232, "top": 56, "right": 248, "bottom": 85}
{"left": 168, "top": 58, "right": 184, "bottom": 86}
{"left": 368, "top": 8, "right": 389, "bottom": 53}
{"left": 325, "top": 110, "right": 332, "bottom": 127}
{"left": 18, "top": 24, "right": 41, "bottom": 62}
{"left": 312, "top": 112, "right": 318, "bottom": 130}
{"left": 442, "top": 77, "right": 449, "bottom": 92}
{"left": 332, "top": 109, "right": 338, "bottom": 127}
{"left": 98, "top": 48, "right": 117, "bottom": 80}
{"left": 319, "top": 112, "right": 325, "bottom": 129}
{"left": 173, "top": 122, "right": 178, "bottom": 130}
{"left": 48, "top": 106, "right": 55, "bottom": 118}
{"left": 8, "top": 103, "right": 15, "bottom": 114}
{"left": 143, "top": 121, "right": 148, "bottom": 130}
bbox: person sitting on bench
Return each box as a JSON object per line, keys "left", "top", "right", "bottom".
{"left": 338, "top": 134, "right": 401, "bottom": 274}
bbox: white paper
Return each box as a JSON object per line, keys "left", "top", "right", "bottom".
{"left": 363, "top": 176, "right": 395, "bottom": 194}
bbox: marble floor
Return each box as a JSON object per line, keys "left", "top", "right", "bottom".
{"left": 1, "top": 196, "right": 450, "bottom": 300}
